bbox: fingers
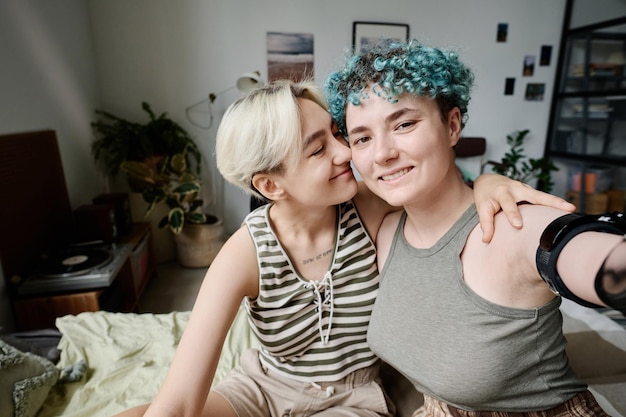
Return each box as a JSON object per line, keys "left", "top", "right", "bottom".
{"left": 473, "top": 174, "right": 577, "bottom": 243}
{"left": 477, "top": 196, "right": 523, "bottom": 243}
{"left": 473, "top": 174, "right": 522, "bottom": 242}
{"left": 498, "top": 192, "right": 524, "bottom": 229}
{"left": 477, "top": 204, "right": 496, "bottom": 243}
{"left": 518, "top": 190, "right": 577, "bottom": 212}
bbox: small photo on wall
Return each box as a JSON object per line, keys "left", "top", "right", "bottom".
{"left": 496, "top": 23, "right": 508, "bottom": 42}
{"left": 504, "top": 78, "right": 515, "bottom": 96}
{"left": 267, "top": 32, "right": 314, "bottom": 83}
{"left": 523, "top": 55, "right": 535, "bottom": 76}
{"left": 540, "top": 45, "right": 552, "bottom": 66}
{"left": 525, "top": 83, "right": 545, "bottom": 101}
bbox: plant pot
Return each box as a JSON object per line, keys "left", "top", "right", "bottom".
{"left": 172, "top": 218, "right": 224, "bottom": 268}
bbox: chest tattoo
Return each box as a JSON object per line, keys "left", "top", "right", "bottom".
{"left": 302, "top": 248, "right": 333, "bottom": 265}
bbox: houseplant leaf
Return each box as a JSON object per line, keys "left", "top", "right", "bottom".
{"left": 483, "top": 129, "right": 558, "bottom": 192}
{"left": 168, "top": 207, "right": 185, "bottom": 234}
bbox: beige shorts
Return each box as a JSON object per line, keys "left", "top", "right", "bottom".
{"left": 213, "top": 348, "right": 394, "bottom": 417}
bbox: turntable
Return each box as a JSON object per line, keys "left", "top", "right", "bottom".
{"left": 18, "top": 242, "right": 132, "bottom": 295}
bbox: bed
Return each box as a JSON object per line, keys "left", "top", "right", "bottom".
{"left": 2, "top": 300, "right": 625, "bottom": 417}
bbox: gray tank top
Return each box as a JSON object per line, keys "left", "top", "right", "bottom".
{"left": 367, "top": 205, "right": 586, "bottom": 411}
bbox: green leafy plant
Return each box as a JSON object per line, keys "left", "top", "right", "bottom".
{"left": 91, "top": 102, "right": 202, "bottom": 184}
{"left": 483, "top": 129, "right": 559, "bottom": 192}
{"left": 120, "top": 146, "right": 217, "bottom": 234}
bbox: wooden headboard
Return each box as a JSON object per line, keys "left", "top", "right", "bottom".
{"left": 454, "top": 137, "right": 486, "bottom": 158}
{"left": 0, "top": 130, "right": 74, "bottom": 287}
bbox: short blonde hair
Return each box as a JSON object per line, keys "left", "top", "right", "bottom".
{"left": 216, "top": 79, "right": 327, "bottom": 200}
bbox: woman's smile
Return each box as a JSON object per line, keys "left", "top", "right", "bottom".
{"left": 332, "top": 166, "right": 355, "bottom": 181}
{"left": 381, "top": 167, "right": 413, "bottom": 182}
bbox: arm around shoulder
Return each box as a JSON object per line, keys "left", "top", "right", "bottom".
{"left": 473, "top": 174, "right": 576, "bottom": 243}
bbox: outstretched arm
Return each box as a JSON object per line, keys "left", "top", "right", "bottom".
{"left": 535, "top": 210, "right": 626, "bottom": 313}
{"left": 490, "top": 204, "right": 624, "bottom": 314}
{"left": 473, "top": 174, "right": 576, "bottom": 243}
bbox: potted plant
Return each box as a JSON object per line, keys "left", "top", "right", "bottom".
{"left": 482, "top": 129, "right": 559, "bottom": 192}
{"left": 121, "top": 147, "right": 223, "bottom": 268}
{"left": 91, "top": 101, "right": 202, "bottom": 191}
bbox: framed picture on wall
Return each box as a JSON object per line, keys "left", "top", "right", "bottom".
{"left": 352, "top": 21, "right": 409, "bottom": 53}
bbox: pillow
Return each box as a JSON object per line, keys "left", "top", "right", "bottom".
{"left": 0, "top": 339, "right": 59, "bottom": 417}
{"left": 0, "top": 330, "right": 61, "bottom": 364}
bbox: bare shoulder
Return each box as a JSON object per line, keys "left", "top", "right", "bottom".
{"left": 353, "top": 182, "right": 399, "bottom": 241}
{"left": 504, "top": 204, "right": 570, "bottom": 241}
{"left": 482, "top": 204, "right": 570, "bottom": 273}
{"left": 462, "top": 204, "right": 571, "bottom": 307}
{"left": 204, "top": 224, "right": 260, "bottom": 299}
{"left": 217, "top": 225, "right": 257, "bottom": 264}
{"left": 380, "top": 210, "right": 403, "bottom": 231}
{"left": 478, "top": 204, "right": 570, "bottom": 262}
{"left": 465, "top": 204, "right": 569, "bottom": 262}
{"left": 376, "top": 211, "right": 403, "bottom": 269}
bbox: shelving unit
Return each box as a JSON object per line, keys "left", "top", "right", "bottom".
{"left": 545, "top": 12, "right": 626, "bottom": 214}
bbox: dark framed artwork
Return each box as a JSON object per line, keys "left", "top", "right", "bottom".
{"left": 352, "top": 21, "right": 410, "bottom": 53}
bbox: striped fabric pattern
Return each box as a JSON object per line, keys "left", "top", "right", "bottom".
{"left": 244, "top": 201, "right": 379, "bottom": 382}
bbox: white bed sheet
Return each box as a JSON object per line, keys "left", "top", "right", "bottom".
{"left": 35, "top": 300, "right": 625, "bottom": 417}
{"left": 37, "top": 303, "right": 257, "bottom": 417}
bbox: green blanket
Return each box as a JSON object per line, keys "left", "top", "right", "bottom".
{"left": 38, "top": 303, "right": 257, "bottom": 417}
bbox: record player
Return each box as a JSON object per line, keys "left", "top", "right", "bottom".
{"left": 17, "top": 241, "right": 132, "bottom": 295}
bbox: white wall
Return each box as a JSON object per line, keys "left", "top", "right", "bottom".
{"left": 87, "top": 0, "right": 568, "bottom": 235}
{"left": 0, "top": 1, "right": 101, "bottom": 204}
{"left": 0, "top": 0, "right": 101, "bottom": 332}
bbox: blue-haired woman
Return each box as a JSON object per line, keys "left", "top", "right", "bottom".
{"left": 326, "top": 39, "right": 624, "bottom": 417}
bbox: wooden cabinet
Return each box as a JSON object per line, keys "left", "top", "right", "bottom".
{"left": 545, "top": 15, "right": 626, "bottom": 213}
{"left": 12, "top": 223, "right": 156, "bottom": 330}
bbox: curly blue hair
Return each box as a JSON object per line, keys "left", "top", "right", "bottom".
{"left": 325, "top": 39, "right": 475, "bottom": 135}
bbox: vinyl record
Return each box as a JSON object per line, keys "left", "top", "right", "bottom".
{"left": 37, "top": 248, "right": 112, "bottom": 278}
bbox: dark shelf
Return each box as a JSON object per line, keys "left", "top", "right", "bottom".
{"left": 558, "top": 89, "right": 626, "bottom": 99}
{"left": 549, "top": 151, "right": 626, "bottom": 166}
{"left": 558, "top": 117, "right": 611, "bottom": 122}
{"left": 567, "top": 16, "right": 626, "bottom": 37}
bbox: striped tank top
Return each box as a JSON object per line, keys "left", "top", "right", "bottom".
{"left": 243, "top": 200, "right": 379, "bottom": 382}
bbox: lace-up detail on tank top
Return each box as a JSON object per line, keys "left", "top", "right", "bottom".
{"left": 305, "top": 270, "right": 335, "bottom": 345}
